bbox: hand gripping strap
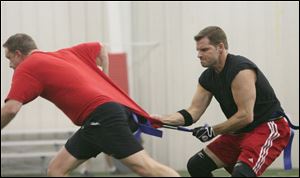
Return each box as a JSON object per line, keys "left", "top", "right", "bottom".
{"left": 132, "top": 113, "right": 162, "bottom": 138}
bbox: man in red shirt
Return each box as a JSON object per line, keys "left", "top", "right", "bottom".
{"left": 1, "top": 33, "right": 180, "bottom": 177}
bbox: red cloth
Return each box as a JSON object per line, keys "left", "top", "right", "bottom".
{"left": 6, "top": 42, "right": 160, "bottom": 126}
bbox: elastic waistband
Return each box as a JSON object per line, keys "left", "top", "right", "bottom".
{"left": 268, "top": 116, "right": 283, "bottom": 122}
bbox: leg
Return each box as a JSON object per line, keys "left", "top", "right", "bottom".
{"left": 120, "top": 150, "right": 180, "bottom": 177}
{"left": 68, "top": 103, "right": 179, "bottom": 177}
{"left": 49, "top": 122, "right": 102, "bottom": 176}
{"left": 187, "top": 149, "right": 219, "bottom": 177}
{"left": 236, "top": 119, "right": 290, "bottom": 176}
{"left": 80, "top": 103, "right": 178, "bottom": 176}
{"left": 80, "top": 160, "right": 93, "bottom": 176}
{"left": 104, "top": 154, "right": 117, "bottom": 173}
{"left": 231, "top": 161, "right": 256, "bottom": 177}
{"left": 47, "top": 146, "right": 87, "bottom": 177}
{"left": 187, "top": 134, "right": 242, "bottom": 177}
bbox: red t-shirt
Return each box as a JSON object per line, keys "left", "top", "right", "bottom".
{"left": 6, "top": 42, "right": 153, "bottom": 126}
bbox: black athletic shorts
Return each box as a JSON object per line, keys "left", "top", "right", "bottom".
{"left": 65, "top": 102, "right": 144, "bottom": 160}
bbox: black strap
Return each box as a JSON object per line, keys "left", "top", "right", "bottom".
{"left": 271, "top": 111, "right": 299, "bottom": 130}
{"left": 178, "top": 109, "right": 193, "bottom": 126}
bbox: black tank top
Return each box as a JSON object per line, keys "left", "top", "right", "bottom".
{"left": 199, "top": 53, "right": 283, "bottom": 133}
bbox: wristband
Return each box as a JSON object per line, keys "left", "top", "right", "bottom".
{"left": 177, "top": 109, "right": 193, "bottom": 126}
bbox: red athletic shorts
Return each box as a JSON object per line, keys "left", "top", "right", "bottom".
{"left": 207, "top": 118, "right": 290, "bottom": 176}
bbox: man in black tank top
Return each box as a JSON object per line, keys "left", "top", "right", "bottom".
{"left": 199, "top": 53, "right": 283, "bottom": 133}
{"left": 152, "top": 26, "right": 291, "bottom": 177}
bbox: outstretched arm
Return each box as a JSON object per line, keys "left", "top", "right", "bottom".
{"left": 1, "top": 100, "right": 22, "bottom": 129}
{"left": 96, "top": 44, "right": 109, "bottom": 75}
{"left": 153, "top": 84, "right": 213, "bottom": 126}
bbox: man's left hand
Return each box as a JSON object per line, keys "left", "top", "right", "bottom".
{"left": 149, "top": 114, "right": 164, "bottom": 128}
{"left": 192, "top": 124, "right": 215, "bottom": 142}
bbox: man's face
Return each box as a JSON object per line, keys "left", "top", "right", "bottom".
{"left": 4, "top": 48, "right": 23, "bottom": 70}
{"left": 196, "top": 37, "right": 220, "bottom": 68}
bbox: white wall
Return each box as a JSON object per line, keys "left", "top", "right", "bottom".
{"left": 1, "top": 1, "right": 299, "bottom": 171}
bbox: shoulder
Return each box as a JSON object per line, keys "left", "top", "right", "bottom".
{"left": 226, "top": 54, "right": 258, "bottom": 77}
{"left": 69, "top": 42, "right": 102, "bottom": 57}
{"left": 228, "top": 54, "right": 257, "bottom": 68}
{"left": 15, "top": 52, "right": 54, "bottom": 76}
{"left": 18, "top": 53, "right": 43, "bottom": 69}
{"left": 198, "top": 68, "right": 214, "bottom": 88}
{"left": 199, "top": 68, "right": 214, "bottom": 79}
{"left": 71, "top": 42, "right": 101, "bottom": 49}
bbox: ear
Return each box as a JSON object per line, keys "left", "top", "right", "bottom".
{"left": 217, "top": 43, "right": 225, "bottom": 53}
{"left": 14, "top": 50, "right": 23, "bottom": 57}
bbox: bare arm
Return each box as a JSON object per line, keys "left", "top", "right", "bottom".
{"left": 1, "top": 100, "right": 22, "bottom": 129}
{"left": 157, "top": 84, "right": 213, "bottom": 126}
{"left": 96, "top": 44, "right": 109, "bottom": 75}
{"left": 212, "top": 69, "right": 256, "bottom": 136}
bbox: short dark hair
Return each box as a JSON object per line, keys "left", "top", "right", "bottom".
{"left": 194, "top": 26, "right": 228, "bottom": 49}
{"left": 3, "top": 33, "right": 37, "bottom": 55}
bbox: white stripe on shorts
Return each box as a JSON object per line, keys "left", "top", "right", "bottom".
{"left": 252, "top": 121, "right": 280, "bottom": 174}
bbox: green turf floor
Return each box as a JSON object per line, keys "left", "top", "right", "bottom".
{"left": 77, "top": 168, "right": 299, "bottom": 177}
{"left": 2, "top": 168, "right": 298, "bottom": 177}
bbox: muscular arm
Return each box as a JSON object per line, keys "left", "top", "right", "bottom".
{"left": 96, "top": 44, "right": 109, "bottom": 75}
{"left": 159, "top": 84, "right": 213, "bottom": 126}
{"left": 212, "top": 69, "right": 256, "bottom": 136}
{"left": 1, "top": 100, "right": 22, "bottom": 129}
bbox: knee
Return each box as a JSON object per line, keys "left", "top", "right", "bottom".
{"left": 129, "top": 157, "right": 170, "bottom": 177}
{"left": 122, "top": 150, "right": 178, "bottom": 176}
{"left": 187, "top": 154, "right": 205, "bottom": 177}
{"left": 131, "top": 161, "right": 156, "bottom": 176}
{"left": 130, "top": 165, "right": 147, "bottom": 176}
{"left": 187, "top": 153, "right": 202, "bottom": 172}
{"left": 187, "top": 150, "right": 217, "bottom": 177}
{"left": 47, "top": 162, "right": 66, "bottom": 177}
{"left": 187, "top": 155, "right": 196, "bottom": 174}
{"left": 231, "top": 162, "right": 256, "bottom": 177}
{"left": 47, "top": 166, "right": 57, "bottom": 177}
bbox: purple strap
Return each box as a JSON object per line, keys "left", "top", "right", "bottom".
{"left": 132, "top": 113, "right": 162, "bottom": 138}
{"left": 284, "top": 129, "right": 294, "bottom": 170}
